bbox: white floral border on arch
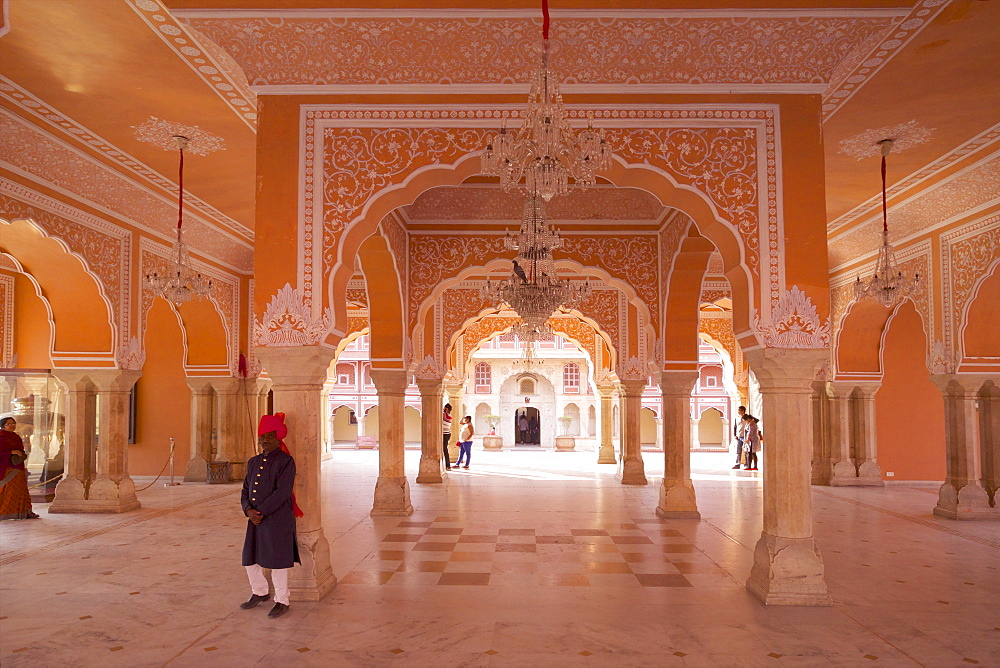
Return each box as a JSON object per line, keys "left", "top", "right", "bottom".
{"left": 296, "top": 104, "right": 784, "bottom": 338}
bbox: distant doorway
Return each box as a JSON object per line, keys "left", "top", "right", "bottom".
{"left": 514, "top": 407, "right": 540, "bottom": 445}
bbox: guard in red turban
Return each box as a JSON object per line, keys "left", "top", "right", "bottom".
{"left": 240, "top": 413, "right": 301, "bottom": 619}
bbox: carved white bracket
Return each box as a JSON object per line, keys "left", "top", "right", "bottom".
{"left": 117, "top": 336, "right": 145, "bottom": 370}
{"left": 254, "top": 283, "right": 331, "bottom": 347}
{"left": 927, "top": 339, "right": 956, "bottom": 375}
{"left": 414, "top": 354, "right": 447, "bottom": 381}
{"left": 754, "top": 285, "right": 831, "bottom": 349}
{"left": 618, "top": 355, "right": 649, "bottom": 382}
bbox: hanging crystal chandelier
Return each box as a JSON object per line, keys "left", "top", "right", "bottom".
{"left": 145, "top": 136, "right": 214, "bottom": 305}
{"left": 853, "top": 139, "right": 920, "bottom": 307}
{"left": 483, "top": 194, "right": 589, "bottom": 341}
{"left": 480, "top": 0, "right": 613, "bottom": 201}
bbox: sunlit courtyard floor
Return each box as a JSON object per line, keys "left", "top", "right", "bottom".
{"left": 1, "top": 449, "right": 998, "bottom": 666}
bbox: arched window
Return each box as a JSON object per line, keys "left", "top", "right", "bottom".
{"left": 474, "top": 362, "right": 492, "bottom": 393}
{"left": 519, "top": 377, "right": 535, "bottom": 395}
{"left": 563, "top": 363, "right": 580, "bottom": 393}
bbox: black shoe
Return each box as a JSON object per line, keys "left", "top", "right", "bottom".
{"left": 240, "top": 593, "right": 270, "bottom": 609}
{"left": 268, "top": 602, "right": 289, "bottom": 618}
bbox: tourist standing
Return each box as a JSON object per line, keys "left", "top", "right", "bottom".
{"left": 442, "top": 403, "right": 453, "bottom": 471}
{"left": 454, "top": 416, "right": 474, "bottom": 469}
{"left": 0, "top": 417, "right": 39, "bottom": 520}
{"left": 742, "top": 414, "right": 760, "bottom": 471}
{"left": 731, "top": 405, "right": 747, "bottom": 470}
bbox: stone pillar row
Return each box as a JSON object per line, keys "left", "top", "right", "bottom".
{"left": 184, "top": 376, "right": 271, "bottom": 482}
{"left": 822, "top": 381, "right": 883, "bottom": 487}
{"left": 930, "top": 373, "right": 999, "bottom": 520}
{"left": 50, "top": 369, "right": 141, "bottom": 513}
{"left": 416, "top": 378, "right": 445, "bottom": 483}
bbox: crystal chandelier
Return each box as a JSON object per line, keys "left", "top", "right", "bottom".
{"left": 145, "top": 136, "right": 213, "bottom": 305}
{"left": 480, "top": 0, "right": 613, "bottom": 201}
{"left": 853, "top": 139, "right": 920, "bottom": 307}
{"left": 483, "top": 194, "right": 589, "bottom": 341}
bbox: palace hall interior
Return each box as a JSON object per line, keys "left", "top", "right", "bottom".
{"left": 1, "top": 0, "right": 999, "bottom": 665}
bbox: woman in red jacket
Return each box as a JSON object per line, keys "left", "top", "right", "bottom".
{"left": 0, "top": 417, "right": 40, "bottom": 520}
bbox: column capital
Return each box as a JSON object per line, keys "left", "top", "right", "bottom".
{"left": 745, "top": 348, "right": 827, "bottom": 392}
{"left": 185, "top": 377, "right": 214, "bottom": 393}
{"left": 206, "top": 376, "right": 243, "bottom": 394}
{"left": 659, "top": 369, "right": 699, "bottom": 396}
{"left": 595, "top": 384, "right": 616, "bottom": 398}
{"left": 827, "top": 379, "right": 882, "bottom": 397}
{"left": 415, "top": 377, "right": 445, "bottom": 395}
{"left": 618, "top": 379, "right": 647, "bottom": 397}
{"left": 370, "top": 368, "right": 409, "bottom": 396}
{"left": 53, "top": 368, "right": 141, "bottom": 392}
{"left": 930, "top": 373, "right": 994, "bottom": 395}
{"left": 255, "top": 345, "right": 335, "bottom": 388}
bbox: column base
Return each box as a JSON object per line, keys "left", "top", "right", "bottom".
{"left": 597, "top": 444, "right": 616, "bottom": 464}
{"left": 416, "top": 455, "right": 443, "bottom": 484}
{"left": 289, "top": 528, "right": 337, "bottom": 602}
{"left": 656, "top": 479, "right": 700, "bottom": 519}
{"left": 829, "top": 459, "right": 882, "bottom": 486}
{"left": 933, "top": 482, "right": 1000, "bottom": 520}
{"left": 619, "top": 459, "right": 647, "bottom": 485}
{"left": 371, "top": 476, "right": 414, "bottom": 516}
{"left": 746, "top": 533, "right": 831, "bottom": 606}
{"left": 183, "top": 456, "right": 208, "bottom": 482}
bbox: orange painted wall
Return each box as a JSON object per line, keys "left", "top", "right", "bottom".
{"left": 9, "top": 270, "right": 52, "bottom": 368}
{"left": 875, "top": 302, "right": 945, "bottom": 481}
{"left": 963, "top": 264, "right": 1000, "bottom": 358}
{"left": 836, "top": 300, "right": 891, "bottom": 373}
{"left": 130, "top": 300, "right": 190, "bottom": 476}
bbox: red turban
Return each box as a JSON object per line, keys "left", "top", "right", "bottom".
{"left": 256, "top": 412, "right": 303, "bottom": 518}
{"left": 258, "top": 413, "right": 288, "bottom": 440}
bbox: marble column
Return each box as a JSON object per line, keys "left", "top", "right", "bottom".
{"left": 370, "top": 369, "right": 413, "bottom": 516}
{"left": 416, "top": 378, "right": 444, "bottom": 483}
{"left": 744, "top": 348, "right": 831, "bottom": 606}
{"left": 852, "top": 382, "right": 884, "bottom": 484}
{"left": 825, "top": 382, "right": 857, "bottom": 485}
{"left": 596, "top": 384, "right": 616, "bottom": 464}
{"left": 322, "top": 380, "right": 334, "bottom": 454}
{"left": 657, "top": 370, "right": 699, "bottom": 518}
{"left": 50, "top": 371, "right": 96, "bottom": 510}
{"left": 930, "top": 373, "right": 998, "bottom": 520}
{"left": 254, "top": 346, "right": 337, "bottom": 601}
{"left": 209, "top": 377, "right": 243, "bottom": 481}
{"left": 690, "top": 417, "right": 701, "bottom": 451}
{"left": 979, "top": 382, "right": 1000, "bottom": 507}
{"left": 810, "top": 380, "right": 832, "bottom": 485}
{"left": 51, "top": 369, "right": 142, "bottom": 513}
{"left": 618, "top": 379, "right": 647, "bottom": 485}
{"left": 445, "top": 381, "right": 464, "bottom": 461}
{"left": 184, "top": 379, "right": 214, "bottom": 481}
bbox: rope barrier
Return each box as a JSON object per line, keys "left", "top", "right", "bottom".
{"left": 135, "top": 442, "right": 176, "bottom": 491}
{"left": 27, "top": 472, "right": 63, "bottom": 490}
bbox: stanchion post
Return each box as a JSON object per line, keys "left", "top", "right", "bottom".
{"left": 164, "top": 437, "right": 181, "bottom": 487}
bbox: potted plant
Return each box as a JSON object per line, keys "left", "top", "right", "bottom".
{"left": 483, "top": 415, "right": 503, "bottom": 450}
{"left": 556, "top": 416, "right": 576, "bottom": 451}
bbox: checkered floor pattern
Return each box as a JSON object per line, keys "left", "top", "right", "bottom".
{"left": 340, "top": 518, "right": 733, "bottom": 587}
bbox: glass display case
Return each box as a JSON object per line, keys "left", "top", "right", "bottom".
{"left": 0, "top": 370, "right": 64, "bottom": 501}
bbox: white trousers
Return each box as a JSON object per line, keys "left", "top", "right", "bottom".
{"left": 245, "top": 564, "right": 290, "bottom": 605}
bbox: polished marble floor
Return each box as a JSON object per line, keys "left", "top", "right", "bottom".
{"left": 1, "top": 450, "right": 998, "bottom": 666}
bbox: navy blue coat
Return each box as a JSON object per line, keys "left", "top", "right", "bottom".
{"left": 241, "top": 448, "right": 301, "bottom": 569}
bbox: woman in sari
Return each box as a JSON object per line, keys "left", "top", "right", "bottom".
{"left": 0, "top": 417, "right": 40, "bottom": 520}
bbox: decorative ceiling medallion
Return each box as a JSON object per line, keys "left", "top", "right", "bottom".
{"left": 838, "top": 120, "right": 934, "bottom": 161}
{"left": 132, "top": 116, "right": 226, "bottom": 156}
